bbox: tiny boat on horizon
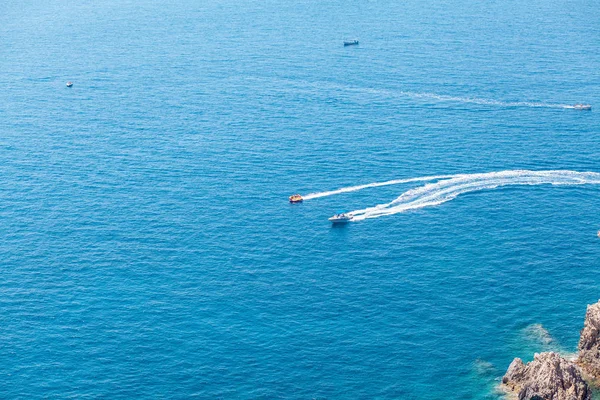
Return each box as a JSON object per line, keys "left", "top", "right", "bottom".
{"left": 344, "top": 40, "right": 359, "bottom": 46}
{"left": 329, "top": 212, "right": 353, "bottom": 223}
{"left": 289, "top": 194, "right": 303, "bottom": 203}
{"left": 573, "top": 104, "right": 591, "bottom": 111}
{"left": 66, "top": 81, "right": 73, "bottom": 87}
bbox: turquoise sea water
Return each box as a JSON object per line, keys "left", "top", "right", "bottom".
{"left": 1, "top": 0, "right": 599, "bottom": 398}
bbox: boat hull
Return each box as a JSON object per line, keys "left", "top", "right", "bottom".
{"left": 328, "top": 215, "right": 352, "bottom": 223}
{"left": 573, "top": 105, "right": 592, "bottom": 111}
{"left": 329, "top": 219, "right": 351, "bottom": 223}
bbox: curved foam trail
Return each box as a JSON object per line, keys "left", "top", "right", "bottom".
{"left": 302, "top": 175, "right": 456, "bottom": 200}
{"left": 348, "top": 170, "right": 600, "bottom": 221}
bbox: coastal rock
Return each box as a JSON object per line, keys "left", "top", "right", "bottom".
{"left": 578, "top": 300, "right": 600, "bottom": 378}
{"left": 501, "top": 352, "right": 590, "bottom": 400}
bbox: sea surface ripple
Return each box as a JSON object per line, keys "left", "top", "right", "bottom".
{"left": 0, "top": 0, "right": 599, "bottom": 398}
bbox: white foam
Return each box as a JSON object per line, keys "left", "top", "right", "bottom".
{"left": 362, "top": 88, "right": 575, "bottom": 109}
{"left": 347, "top": 170, "right": 600, "bottom": 221}
{"left": 254, "top": 77, "right": 577, "bottom": 110}
{"left": 302, "top": 175, "right": 456, "bottom": 200}
{"left": 393, "top": 91, "right": 572, "bottom": 109}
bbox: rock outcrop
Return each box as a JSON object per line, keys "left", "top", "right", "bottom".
{"left": 501, "top": 352, "right": 591, "bottom": 400}
{"left": 578, "top": 300, "right": 600, "bottom": 377}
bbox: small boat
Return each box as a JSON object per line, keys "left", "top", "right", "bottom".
{"left": 573, "top": 104, "right": 591, "bottom": 111}
{"left": 344, "top": 40, "right": 359, "bottom": 46}
{"left": 66, "top": 82, "right": 73, "bottom": 87}
{"left": 597, "top": 230, "right": 600, "bottom": 239}
{"left": 289, "top": 194, "right": 303, "bottom": 203}
{"left": 328, "top": 212, "right": 353, "bottom": 223}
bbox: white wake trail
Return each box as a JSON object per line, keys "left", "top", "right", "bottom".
{"left": 302, "top": 175, "right": 457, "bottom": 200}
{"left": 258, "top": 77, "right": 579, "bottom": 110}
{"left": 348, "top": 170, "right": 600, "bottom": 221}
{"left": 393, "top": 91, "right": 573, "bottom": 109}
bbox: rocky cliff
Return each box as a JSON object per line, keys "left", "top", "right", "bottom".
{"left": 501, "top": 352, "right": 590, "bottom": 400}
{"left": 578, "top": 300, "right": 600, "bottom": 377}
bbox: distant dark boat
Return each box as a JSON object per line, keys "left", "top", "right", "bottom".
{"left": 66, "top": 82, "right": 73, "bottom": 87}
{"left": 344, "top": 40, "right": 359, "bottom": 46}
{"left": 573, "top": 104, "right": 591, "bottom": 111}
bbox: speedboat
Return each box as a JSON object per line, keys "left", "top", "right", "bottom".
{"left": 573, "top": 104, "right": 591, "bottom": 111}
{"left": 66, "top": 81, "right": 73, "bottom": 87}
{"left": 289, "top": 194, "right": 303, "bottom": 203}
{"left": 344, "top": 40, "right": 359, "bottom": 46}
{"left": 328, "top": 212, "right": 353, "bottom": 223}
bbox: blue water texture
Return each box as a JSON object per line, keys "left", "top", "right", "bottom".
{"left": 1, "top": 0, "right": 599, "bottom": 398}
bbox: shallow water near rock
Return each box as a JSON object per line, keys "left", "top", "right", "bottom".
{"left": 1, "top": 0, "right": 599, "bottom": 398}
